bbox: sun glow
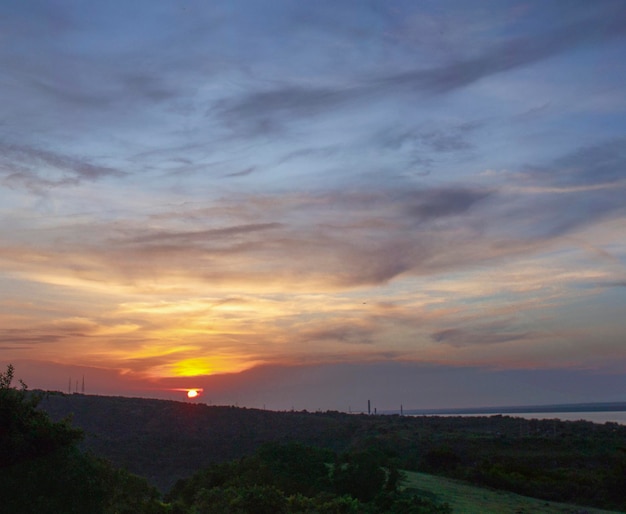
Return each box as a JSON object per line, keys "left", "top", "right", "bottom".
{"left": 174, "top": 358, "right": 216, "bottom": 377}
{"left": 187, "top": 389, "right": 199, "bottom": 398}
{"left": 171, "top": 357, "right": 257, "bottom": 377}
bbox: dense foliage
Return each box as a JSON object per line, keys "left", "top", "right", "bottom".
{"left": 0, "top": 364, "right": 82, "bottom": 467}
{"left": 0, "top": 365, "right": 452, "bottom": 513}
{"left": 34, "top": 376, "right": 626, "bottom": 512}
{"left": 166, "top": 442, "right": 451, "bottom": 513}
{"left": 363, "top": 415, "right": 626, "bottom": 511}
{"left": 0, "top": 365, "right": 166, "bottom": 513}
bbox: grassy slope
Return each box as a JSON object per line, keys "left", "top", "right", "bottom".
{"left": 403, "top": 471, "right": 622, "bottom": 514}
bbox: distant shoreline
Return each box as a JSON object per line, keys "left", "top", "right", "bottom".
{"left": 391, "top": 401, "right": 626, "bottom": 416}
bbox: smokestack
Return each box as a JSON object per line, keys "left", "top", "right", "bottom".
{"left": 368, "top": 400, "right": 371, "bottom": 415}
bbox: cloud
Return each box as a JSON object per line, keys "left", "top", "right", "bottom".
{"left": 223, "top": 167, "right": 256, "bottom": 178}
{"left": 120, "top": 72, "right": 180, "bottom": 103}
{"left": 0, "top": 181, "right": 570, "bottom": 292}
{"left": 417, "top": 128, "right": 474, "bottom": 153}
{"left": 214, "top": 5, "right": 626, "bottom": 134}
{"left": 0, "top": 1, "right": 624, "bottom": 407}
{"left": 120, "top": 223, "right": 283, "bottom": 247}
{"left": 0, "top": 330, "right": 67, "bottom": 348}
{"left": 592, "top": 280, "right": 626, "bottom": 290}
{"left": 548, "top": 138, "right": 626, "bottom": 187}
{"left": 404, "top": 188, "right": 491, "bottom": 221}
{"left": 27, "top": 75, "right": 115, "bottom": 109}
{"left": 1, "top": 156, "right": 619, "bottom": 299}
{"left": 432, "top": 327, "right": 531, "bottom": 347}
{"left": 374, "top": 122, "right": 479, "bottom": 175}
{"left": 299, "top": 322, "right": 377, "bottom": 346}
{"left": 214, "top": 85, "right": 350, "bottom": 122}
{"left": 500, "top": 138, "right": 626, "bottom": 239}
{"left": 0, "top": 143, "right": 126, "bottom": 193}
{"left": 379, "top": 4, "right": 626, "bottom": 92}
{"left": 28, "top": 70, "right": 180, "bottom": 112}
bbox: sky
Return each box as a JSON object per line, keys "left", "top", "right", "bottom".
{"left": 1, "top": 0, "right": 626, "bottom": 412}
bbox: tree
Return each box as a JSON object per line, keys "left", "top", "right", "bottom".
{"left": 0, "top": 364, "right": 82, "bottom": 467}
{"left": 332, "top": 449, "right": 387, "bottom": 502}
{"left": 0, "top": 364, "right": 167, "bottom": 514}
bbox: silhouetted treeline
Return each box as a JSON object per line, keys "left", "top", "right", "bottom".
{"left": 0, "top": 366, "right": 165, "bottom": 513}
{"left": 38, "top": 392, "right": 626, "bottom": 511}
{"left": 2, "top": 364, "right": 450, "bottom": 513}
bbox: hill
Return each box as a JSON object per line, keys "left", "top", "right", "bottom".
{"left": 40, "top": 393, "right": 363, "bottom": 490}
{"left": 39, "top": 392, "right": 626, "bottom": 512}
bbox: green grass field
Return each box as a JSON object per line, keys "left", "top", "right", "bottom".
{"left": 402, "top": 471, "right": 623, "bottom": 514}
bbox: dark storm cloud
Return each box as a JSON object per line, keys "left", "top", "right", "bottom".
{"left": 215, "top": 5, "right": 626, "bottom": 132}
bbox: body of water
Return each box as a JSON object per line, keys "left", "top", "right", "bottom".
{"left": 422, "top": 411, "right": 626, "bottom": 425}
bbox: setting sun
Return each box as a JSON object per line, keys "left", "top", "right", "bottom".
{"left": 187, "top": 389, "right": 199, "bottom": 399}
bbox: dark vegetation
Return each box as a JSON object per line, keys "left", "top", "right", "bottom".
{"left": 4, "top": 365, "right": 626, "bottom": 512}
{"left": 165, "top": 443, "right": 451, "bottom": 513}
{"left": 0, "top": 365, "right": 164, "bottom": 513}
{"left": 0, "top": 365, "right": 448, "bottom": 513}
